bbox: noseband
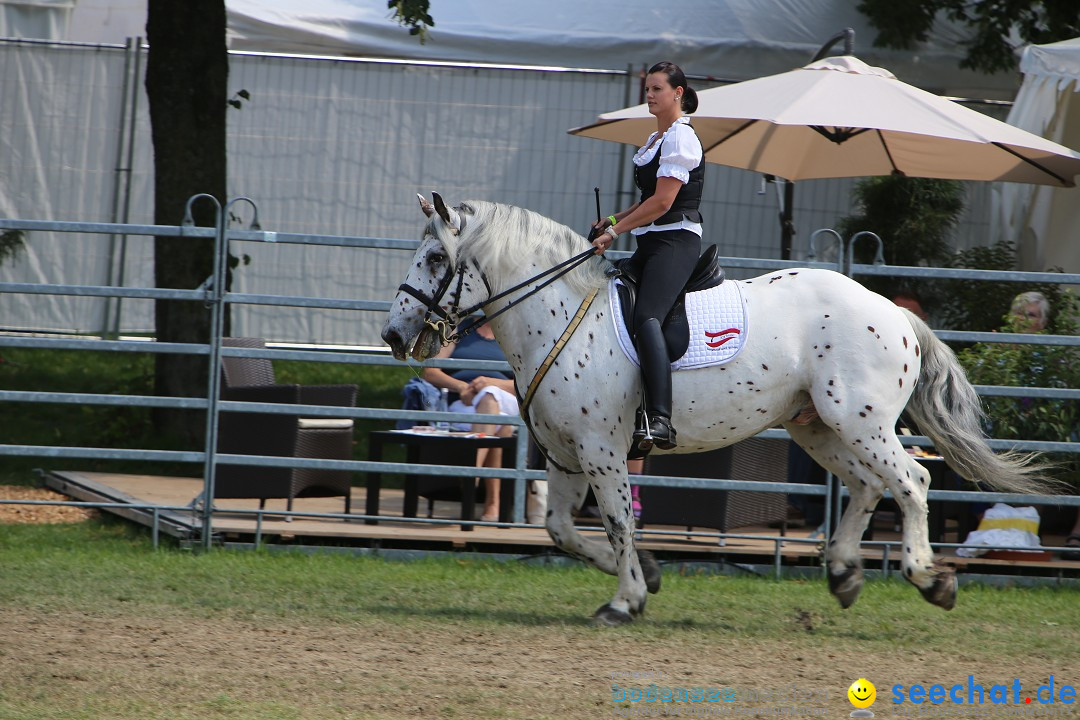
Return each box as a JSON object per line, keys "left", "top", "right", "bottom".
{"left": 396, "top": 255, "right": 491, "bottom": 345}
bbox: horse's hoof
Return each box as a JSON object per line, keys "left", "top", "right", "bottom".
{"left": 828, "top": 563, "right": 864, "bottom": 609}
{"left": 918, "top": 567, "right": 957, "bottom": 611}
{"left": 592, "top": 603, "right": 635, "bottom": 627}
{"left": 637, "top": 549, "right": 662, "bottom": 594}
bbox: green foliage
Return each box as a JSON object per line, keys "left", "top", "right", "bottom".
{"left": 956, "top": 291, "right": 1080, "bottom": 485}
{"left": 0, "top": 229, "right": 25, "bottom": 265}
{"left": 857, "top": 0, "right": 1080, "bottom": 75}
{"left": 937, "top": 240, "right": 1073, "bottom": 333}
{"left": 0, "top": 348, "right": 413, "bottom": 486}
{"left": 387, "top": 0, "right": 434, "bottom": 42}
{"left": 836, "top": 175, "right": 965, "bottom": 299}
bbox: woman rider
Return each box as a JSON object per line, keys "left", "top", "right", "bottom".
{"left": 591, "top": 61, "right": 703, "bottom": 451}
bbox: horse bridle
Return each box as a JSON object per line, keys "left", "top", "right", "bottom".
{"left": 396, "top": 241, "right": 599, "bottom": 347}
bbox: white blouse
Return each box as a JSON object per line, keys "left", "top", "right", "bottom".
{"left": 631, "top": 116, "right": 704, "bottom": 237}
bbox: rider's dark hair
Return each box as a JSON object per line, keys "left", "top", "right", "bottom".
{"left": 647, "top": 61, "right": 698, "bottom": 114}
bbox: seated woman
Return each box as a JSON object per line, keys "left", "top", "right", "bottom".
{"left": 421, "top": 321, "right": 544, "bottom": 523}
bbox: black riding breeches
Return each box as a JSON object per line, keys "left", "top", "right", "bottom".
{"left": 625, "top": 229, "right": 702, "bottom": 334}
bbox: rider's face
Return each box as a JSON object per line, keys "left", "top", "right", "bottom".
{"left": 645, "top": 73, "right": 681, "bottom": 117}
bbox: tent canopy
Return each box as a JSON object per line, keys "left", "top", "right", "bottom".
{"left": 993, "top": 37, "right": 1080, "bottom": 274}
{"left": 225, "top": 0, "right": 1020, "bottom": 100}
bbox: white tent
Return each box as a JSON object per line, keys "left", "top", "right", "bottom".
{"left": 994, "top": 38, "right": 1080, "bottom": 274}
{"left": 226, "top": 0, "right": 1020, "bottom": 100}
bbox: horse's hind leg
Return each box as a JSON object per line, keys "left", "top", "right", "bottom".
{"left": 887, "top": 452, "right": 956, "bottom": 610}
{"left": 824, "top": 422, "right": 955, "bottom": 610}
{"left": 785, "top": 421, "right": 884, "bottom": 609}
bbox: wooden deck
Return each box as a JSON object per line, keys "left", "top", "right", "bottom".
{"left": 42, "top": 470, "right": 1080, "bottom": 578}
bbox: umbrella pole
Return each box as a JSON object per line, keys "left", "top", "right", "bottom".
{"left": 781, "top": 180, "right": 795, "bottom": 261}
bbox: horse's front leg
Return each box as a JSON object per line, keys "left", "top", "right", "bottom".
{"left": 544, "top": 463, "right": 662, "bottom": 614}
{"left": 544, "top": 465, "right": 617, "bottom": 574}
{"left": 585, "top": 459, "right": 650, "bottom": 626}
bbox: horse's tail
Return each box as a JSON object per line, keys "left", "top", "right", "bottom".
{"left": 901, "top": 309, "right": 1055, "bottom": 496}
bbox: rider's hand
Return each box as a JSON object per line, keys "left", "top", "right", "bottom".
{"left": 585, "top": 217, "right": 612, "bottom": 243}
{"left": 591, "top": 221, "right": 617, "bottom": 254}
{"left": 592, "top": 232, "right": 614, "bottom": 255}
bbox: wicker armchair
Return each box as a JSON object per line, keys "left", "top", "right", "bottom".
{"left": 215, "top": 338, "right": 357, "bottom": 514}
{"left": 641, "top": 437, "right": 789, "bottom": 533}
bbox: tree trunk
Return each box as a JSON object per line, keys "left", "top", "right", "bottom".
{"left": 145, "top": 0, "right": 228, "bottom": 444}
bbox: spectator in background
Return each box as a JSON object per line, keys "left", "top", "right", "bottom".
{"left": 421, "top": 321, "right": 548, "bottom": 524}
{"left": 1009, "top": 290, "right": 1049, "bottom": 333}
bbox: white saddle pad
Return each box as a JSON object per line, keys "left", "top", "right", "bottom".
{"left": 609, "top": 277, "right": 748, "bottom": 370}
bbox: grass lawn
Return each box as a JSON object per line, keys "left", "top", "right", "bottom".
{"left": 0, "top": 347, "right": 414, "bottom": 486}
{"left": 1, "top": 519, "right": 1078, "bottom": 719}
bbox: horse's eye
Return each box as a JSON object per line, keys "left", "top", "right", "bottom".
{"left": 428, "top": 252, "right": 446, "bottom": 266}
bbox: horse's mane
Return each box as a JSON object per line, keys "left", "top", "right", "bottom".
{"left": 450, "top": 200, "right": 609, "bottom": 297}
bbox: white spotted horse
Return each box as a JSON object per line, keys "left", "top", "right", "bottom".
{"left": 381, "top": 194, "right": 1049, "bottom": 626}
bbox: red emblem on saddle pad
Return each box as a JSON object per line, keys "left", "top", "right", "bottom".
{"left": 704, "top": 328, "right": 740, "bottom": 348}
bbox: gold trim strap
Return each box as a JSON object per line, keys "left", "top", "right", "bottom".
{"left": 520, "top": 287, "right": 599, "bottom": 417}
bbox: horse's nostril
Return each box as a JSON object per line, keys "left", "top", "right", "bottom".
{"left": 382, "top": 328, "right": 402, "bottom": 349}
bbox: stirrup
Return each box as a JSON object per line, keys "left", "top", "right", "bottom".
{"left": 633, "top": 407, "right": 655, "bottom": 451}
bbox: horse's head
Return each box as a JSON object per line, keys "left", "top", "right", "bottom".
{"left": 381, "top": 193, "right": 490, "bottom": 361}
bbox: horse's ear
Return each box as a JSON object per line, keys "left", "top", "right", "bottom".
{"left": 432, "top": 192, "right": 463, "bottom": 235}
{"left": 417, "top": 193, "right": 435, "bottom": 218}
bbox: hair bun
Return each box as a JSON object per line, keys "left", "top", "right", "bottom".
{"left": 682, "top": 86, "right": 698, "bottom": 114}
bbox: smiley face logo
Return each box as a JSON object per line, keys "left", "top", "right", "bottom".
{"left": 848, "top": 678, "right": 876, "bottom": 709}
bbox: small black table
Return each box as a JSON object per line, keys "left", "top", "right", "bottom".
{"left": 366, "top": 429, "right": 517, "bottom": 529}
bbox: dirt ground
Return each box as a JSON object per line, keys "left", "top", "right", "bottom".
{"left": 1, "top": 605, "right": 1075, "bottom": 720}
{"left": 1, "top": 485, "right": 1074, "bottom": 719}
{"left": 0, "top": 484, "right": 96, "bottom": 524}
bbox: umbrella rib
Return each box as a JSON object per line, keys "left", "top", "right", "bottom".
{"left": 875, "top": 129, "right": 904, "bottom": 176}
{"left": 701, "top": 119, "right": 759, "bottom": 154}
{"left": 992, "top": 142, "right": 1071, "bottom": 186}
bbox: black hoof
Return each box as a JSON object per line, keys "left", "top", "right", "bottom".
{"left": 828, "top": 563, "right": 864, "bottom": 609}
{"left": 592, "top": 603, "right": 635, "bottom": 627}
{"left": 918, "top": 568, "right": 957, "bottom": 611}
{"left": 637, "top": 549, "right": 662, "bottom": 594}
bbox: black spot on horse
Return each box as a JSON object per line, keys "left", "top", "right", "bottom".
{"left": 867, "top": 326, "right": 875, "bottom": 333}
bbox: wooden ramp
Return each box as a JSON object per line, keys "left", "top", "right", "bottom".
{"left": 42, "top": 470, "right": 1080, "bottom": 579}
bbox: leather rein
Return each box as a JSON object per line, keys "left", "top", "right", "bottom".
{"left": 396, "top": 245, "right": 598, "bottom": 347}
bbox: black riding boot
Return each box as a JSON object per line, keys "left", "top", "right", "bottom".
{"left": 633, "top": 318, "right": 676, "bottom": 451}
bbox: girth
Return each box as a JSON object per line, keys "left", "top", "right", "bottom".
{"left": 614, "top": 244, "right": 725, "bottom": 361}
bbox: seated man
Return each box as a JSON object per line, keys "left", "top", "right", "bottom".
{"left": 420, "top": 321, "right": 545, "bottom": 524}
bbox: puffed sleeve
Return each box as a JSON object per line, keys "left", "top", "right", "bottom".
{"left": 657, "top": 123, "right": 703, "bottom": 184}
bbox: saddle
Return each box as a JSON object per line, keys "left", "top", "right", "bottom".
{"left": 613, "top": 244, "right": 725, "bottom": 361}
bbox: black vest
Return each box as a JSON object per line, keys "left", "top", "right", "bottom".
{"left": 634, "top": 125, "right": 704, "bottom": 225}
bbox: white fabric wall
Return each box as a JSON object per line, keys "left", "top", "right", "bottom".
{"left": 0, "top": 40, "right": 153, "bottom": 335}
{"left": 0, "top": 40, "right": 1001, "bottom": 345}
{"left": 993, "top": 38, "right": 1080, "bottom": 274}
{"left": 0, "top": 0, "right": 74, "bottom": 39}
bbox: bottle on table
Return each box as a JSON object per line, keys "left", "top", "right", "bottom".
{"left": 435, "top": 388, "right": 451, "bottom": 431}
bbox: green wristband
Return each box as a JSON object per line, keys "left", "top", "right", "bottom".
{"left": 607, "top": 215, "right": 618, "bottom": 226}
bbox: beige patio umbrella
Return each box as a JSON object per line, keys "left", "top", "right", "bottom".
{"left": 569, "top": 56, "right": 1080, "bottom": 187}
